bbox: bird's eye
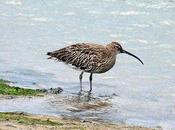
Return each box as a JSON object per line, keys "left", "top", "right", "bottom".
{"left": 117, "top": 46, "right": 121, "bottom": 50}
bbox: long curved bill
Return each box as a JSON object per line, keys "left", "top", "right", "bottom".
{"left": 121, "top": 50, "right": 144, "bottom": 65}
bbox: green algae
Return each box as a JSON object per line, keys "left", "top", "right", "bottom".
{"left": 0, "top": 79, "right": 43, "bottom": 96}
{"left": 0, "top": 112, "right": 63, "bottom": 126}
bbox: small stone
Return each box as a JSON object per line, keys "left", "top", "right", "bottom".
{"left": 112, "top": 93, "right": 118, "bottom": 96}
{"left": 48, "top": 87, "right": 63, "bottom": 94}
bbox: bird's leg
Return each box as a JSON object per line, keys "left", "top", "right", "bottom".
{"left": 88, "top": 73, "right": 93, "bottom": 94}
{"left": 78, "top": 71, "right": 84, "bottom": 94}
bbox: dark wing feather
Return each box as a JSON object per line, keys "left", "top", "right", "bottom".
{"left": 47, "top": 43, "right": 109, "bottom": 72}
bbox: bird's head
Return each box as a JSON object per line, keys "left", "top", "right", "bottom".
{"left": 111, "top": 41, "right": 144, "bottom": 65}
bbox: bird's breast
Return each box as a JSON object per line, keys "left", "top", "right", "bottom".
{"left": 88, "top": 56, "right": 116, "bottom": 73}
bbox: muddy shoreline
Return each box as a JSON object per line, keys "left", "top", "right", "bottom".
{"left": 0, "top": 112, "right": 160, "bottom": 130}
{"left": 0, "top": 79, "right": 162, "bottom": 130}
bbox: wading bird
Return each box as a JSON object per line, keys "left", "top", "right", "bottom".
{"left": 47, "top": 41, "right": 143, "bottom": 94}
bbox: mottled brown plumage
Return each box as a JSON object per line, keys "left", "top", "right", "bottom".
{"left": 47, "top": 41, "right": 143, "bottom": 94}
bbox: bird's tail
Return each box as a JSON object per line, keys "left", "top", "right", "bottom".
{"left": 47, "top": 52, "right": 52, "bottom": 55}
{"left": 47, "top": 52, "right": 52, "bottom": 59}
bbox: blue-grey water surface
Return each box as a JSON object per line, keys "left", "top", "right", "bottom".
{"left": 0, "top": 0, "right": 175, "bottom": 129}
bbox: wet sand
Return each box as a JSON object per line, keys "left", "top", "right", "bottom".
{"left": 0, "top": 112, "right": 160, "bottom": 130}
{"left": 0, "top": 94, "right": 162, "bottom": 130}
{"left": 0, "top": 80, "right": 162, "bottom": 130}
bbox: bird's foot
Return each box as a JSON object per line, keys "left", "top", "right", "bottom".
{"left": 88, "top": 90, "right": 92, "bottom": 95}
{"left": 77, "top": 90, "right": 83, "bottom": 95}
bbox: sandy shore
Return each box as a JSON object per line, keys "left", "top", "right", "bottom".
{"left": 0, "top": 112, "right": 162, "bottom": 130}
{"left": 0, "top": 80, "right": 162, "bottom": 130}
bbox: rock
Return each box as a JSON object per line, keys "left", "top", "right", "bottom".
{"left": 48, "top": 87, "right": 63, "bottom": 94}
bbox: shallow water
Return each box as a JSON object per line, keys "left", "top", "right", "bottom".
{"left": 0, "top": 0, "right": 175, "bottom": 129}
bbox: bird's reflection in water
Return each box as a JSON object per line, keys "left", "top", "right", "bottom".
{"left": 67, "top": 92, "right": 111, "bottom": 111}
{"left": 48, "top": 91, "right": 111, "bottom": 113}
{"left": 68, "top": 91, "right": 96, "bottom": 103}
{"left": 76, "top": 91, "right": 95, "bottom": 102}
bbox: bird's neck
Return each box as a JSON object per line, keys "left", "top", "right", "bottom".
{"left": 106, "top": 43, "right": 118, "bottom": 55}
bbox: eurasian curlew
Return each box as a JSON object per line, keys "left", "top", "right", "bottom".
{"left": 47, "top": 41, "right": 143, "bottom": 94}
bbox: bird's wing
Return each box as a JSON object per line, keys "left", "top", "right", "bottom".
{"left": 47, "top": 43, "right": 109, "bottom": 71}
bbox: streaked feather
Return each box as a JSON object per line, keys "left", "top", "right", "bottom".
{"left": 47, "top": 43, "right": 116, "bottom": 73}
